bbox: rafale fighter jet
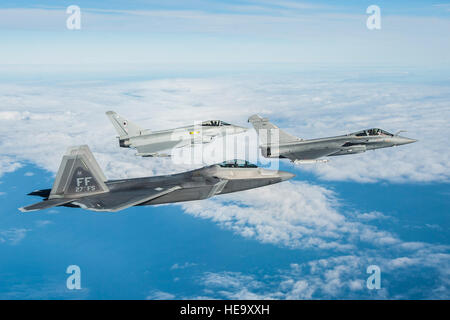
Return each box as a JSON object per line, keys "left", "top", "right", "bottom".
{"left": 20, "top": 145, "right": 294, "bottom": 213}
{"left": 106, "top": 111, "right": 247, "bottom": 157}
{"left": 248, "top": 115, "right": 417, "bottom": 164}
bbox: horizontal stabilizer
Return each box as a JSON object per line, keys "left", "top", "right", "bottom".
{"left": 19, "top": 198, "right": 77, "bottom": 212}
{"left": 28, "top": 188, "right": 51, "bottom": 198}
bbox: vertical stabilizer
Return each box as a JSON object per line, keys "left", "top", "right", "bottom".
{"left": 248, "top": 114, "right": 301, "bottom": 145}
{"left": 49, "top": 145, "right": 109, "bottom": 199}
{"left": 106, "top": 111, "right": 144, "bottom": 138}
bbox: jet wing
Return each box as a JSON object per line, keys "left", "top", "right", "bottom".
{"left": 19, "top": 198, "right": 79, "bottom": 212}
{"left": 71, "top": 186, "right": 182, "bottom": 212}
{"left": 285, "top": 147, "right": 342, "bottom": 161}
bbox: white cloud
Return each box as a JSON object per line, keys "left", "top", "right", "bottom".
{"left": 184, "top": 181, "right": 348, "bottom": 250}
{"left": 0, "top": 228, "right": 29, "bottom": 245}
{"left": 35, "top": 220, "right": 53, "bottom": 228}
{"left": 182, "top": 179, "right": 412, "bottom": 250}
{"left": 146, "top": 290, "right": 176, "bottom": 300}
{"left": 191, "top": 257, "right": 376, "bottom": 299}
{"left": 356, "top": 211, "right": 387, "bottom": 221}
{"left": 389, "top": 257, "right": 418, "bottom": 269}
{"left": 1, "top": 76, "right": 448, "bottom": 183}
{"left": 171, "top": 262, "right": 197, "bottom": 270}
{"left": 201, "top": 272, "right": 266, "bottom": 300}
{"left": 194, "top": 249, "right": 450, "bottom": 299}
{"left": 203, "top": 271, "right": 261, "bottom": 290}
{"left": 0, "top": 157, "right": 22, "bottom": 178}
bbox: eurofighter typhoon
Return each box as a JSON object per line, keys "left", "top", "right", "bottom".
{"left": 20, "top": 145, "right": 294, "bottom": 212}
{"left": 106, "top": 111, "right": 247, "bottom": 157}
{"left": 248, "top": 115, "right": 417, "bottom": 164}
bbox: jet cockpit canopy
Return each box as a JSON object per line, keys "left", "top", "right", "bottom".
{"left": 218, "top": 159, "right": 258, "bottom": 168}
{"left": 354, "top": 128, "right": 393, "bottom": 137}
{"left": 202, "top": 120, "right": 231, "bottom": 127}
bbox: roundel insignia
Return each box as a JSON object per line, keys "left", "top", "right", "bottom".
{"left": 123, "top": 121, "right": 128, "bottom": 127}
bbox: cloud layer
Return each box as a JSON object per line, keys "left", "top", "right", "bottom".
{"left": 191, "top": 246, "right": 450, "bottom": 299}
{"left": 182, "top": 180, "right": 400, "bottom": 250}
{"left": 1, "top": 75, "right": 448, "bottom": 182}
{"left": 1, "top": 74, "right": 449, "bottom": 299}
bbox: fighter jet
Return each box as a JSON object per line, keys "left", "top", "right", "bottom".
{"left": 19, "top": 145, "right": 294, "bottom": 212}
{"left": 248, "top": 115, "right": 417, "bottom": 164}
{"left": 106, "top": 111, "right": 247, "bottom": 157}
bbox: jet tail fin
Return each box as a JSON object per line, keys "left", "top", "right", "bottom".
{"left": 248, "top": 114, "right": 301, "bottom": 145}
{"left": 20, "top": 145, "right": 108, "bottom": 212}
{"left": 106, "top": 111, "right": 144, "bottom": 138}
{"left": 49, "top": 145, "right": 109, "bottom": 199}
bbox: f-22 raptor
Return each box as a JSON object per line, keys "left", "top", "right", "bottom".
{"left": 20, "top": 145, "right": 294, "bottom": 213}
{"left": 107, "top": 111, "right": 247, "bottom": 157}
{"left": 248, "top": 115, "right": 417, "bottom": 164}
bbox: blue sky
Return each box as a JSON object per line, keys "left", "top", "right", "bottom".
{"left": 1, "top": 0, "right": 449, "bottom": 14}
{"left": 0, "top": 0, "right": 449, "bottom": 299}
{"left": 0, "top": 0, "right": 449, "bottom": 67}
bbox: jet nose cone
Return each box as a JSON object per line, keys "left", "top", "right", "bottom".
{"left": 395, "top": 136, "right": 418, "bottom": 145}
{"left": 277, "top": 170, "right": 295, "bottom": 181}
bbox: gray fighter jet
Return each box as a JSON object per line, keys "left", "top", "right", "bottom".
{"left": 248, "top": 115, "right": 417, "bottom": 164}
{"left": 20, "top": 145, "right": 294, "bottom": 213}
{"left": 106, "top": 111, "right": 247, "bottom": 157}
